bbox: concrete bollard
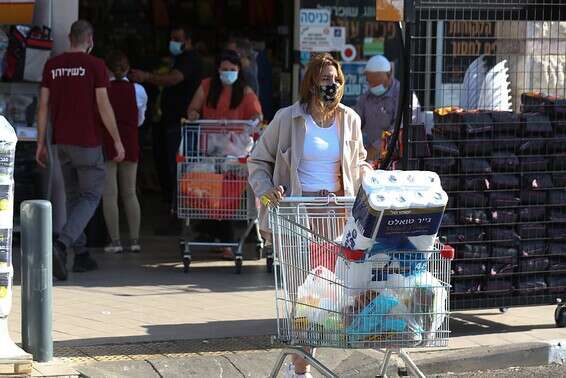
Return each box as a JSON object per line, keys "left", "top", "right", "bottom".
{"left": 20, "top": 200, "right": 53, "bottom": 362}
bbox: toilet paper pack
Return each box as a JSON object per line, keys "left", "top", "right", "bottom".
{"left": 351, "top": 170, "right": 447, "bottom": 253}
{"left": 342, "top": 216, "right": 374, "bottom": 251}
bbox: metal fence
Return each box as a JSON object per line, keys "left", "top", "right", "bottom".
{"left": 404, "top": 0, "right": 566, "bottom": 315}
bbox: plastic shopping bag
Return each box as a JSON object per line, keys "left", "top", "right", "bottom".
{"left": 179, "top": 172, "right": 223, "bottom": 210}
{"left": 293, "top": 266, "right": 348, "bottom": 341}
{"left": 346, "top": 289, "right": 423, "bottom": 347}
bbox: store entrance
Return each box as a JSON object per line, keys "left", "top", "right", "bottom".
{"left": 78, "top": 0, "right": 293, "bottom": 242}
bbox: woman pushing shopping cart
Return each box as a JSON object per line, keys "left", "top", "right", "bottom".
{"left": 248, "top": 53, "right": 452, "bottom": 377}
{"left": 176, "top": 49, "right": 264, "bottom": 274}
{"left": 176, "top": 118, "right": 263, "bottom": 273}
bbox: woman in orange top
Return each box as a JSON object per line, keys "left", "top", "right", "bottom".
{"left": 186, "top": 49, "right": 262, "bottom": 259}
{"left": 187, "top": 49, "right": 262, "bottom": 121}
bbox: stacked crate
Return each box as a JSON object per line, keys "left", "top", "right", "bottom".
{"left": 407, "top": 94, "right": 566, "bottom": 309}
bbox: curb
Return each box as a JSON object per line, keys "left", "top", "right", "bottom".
{"left": 70, "top": 340, "right": 566, "bottom": 378}
{"left": 410, "top": 340, "right": 566, "bottom": 375}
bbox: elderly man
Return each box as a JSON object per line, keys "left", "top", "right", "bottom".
{"left": 354, "top": 55, "right": 400, "bottom": 161}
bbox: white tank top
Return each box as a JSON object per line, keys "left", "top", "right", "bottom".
{"left": 298, "top": 115, "right": 341, "bottom": 193}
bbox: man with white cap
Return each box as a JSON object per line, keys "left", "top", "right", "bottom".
{"left": 354, "top": 54, "right": 400, "bottom": 161}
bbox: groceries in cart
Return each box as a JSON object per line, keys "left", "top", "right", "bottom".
{"left": 177, "top": 120, "right": 255, "bottom": 219}
{"left": 205, "top": 130, "right": 254, "bottom": 157}
{"left": 292, "top": 170, "right": 450, "bottom": 347}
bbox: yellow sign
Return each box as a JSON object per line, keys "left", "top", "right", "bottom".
{"left": 376, "top": 0, "right": 404, "bottom": 22}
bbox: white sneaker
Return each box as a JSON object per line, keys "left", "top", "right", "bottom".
{"left": 284, "top": 364, "right": 295, "bottom": 378}
{"left": 104, "top": 241, "right": 123, "bottom": 254}
{"left": 284, "top": 364, "right": 312, "bottom": 378}
{"left": 128, "top": 239, "right": 141, "bottom": 253}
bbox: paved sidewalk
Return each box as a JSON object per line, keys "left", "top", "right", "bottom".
{"left": 5, "top": 234, "right": 566, "bottom": 376}
{"left": 9, "top": 236, "right": 566, "bottom": 349}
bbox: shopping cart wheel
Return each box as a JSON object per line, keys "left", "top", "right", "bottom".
{"left": 266, "top": 257, "right": 274, "bottom": 273}
{"left": 397, "top": 366, "right": 409, "bottom": 376}
{"left": 255, "top": 245, "right": 263, "bottom": 260}
{"left": 499, "top": 307, "right": 508, "bottom": 313}
{"left": 183, "top": 257, "right": 191, "bottom": 273}
{"left": 555, "top": 304, "right": 566, "bottom": 328}
{"left": 235, "top": 258, "right": 242, "bottom": 274}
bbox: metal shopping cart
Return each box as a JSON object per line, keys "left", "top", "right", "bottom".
{"left": 268, "top": 196, "right": 451, "bottom": 378}
{"left": 177, "top": 119, "right": 265, "bottom": 274}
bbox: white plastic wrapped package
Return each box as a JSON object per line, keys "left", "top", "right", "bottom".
{"left": 336, "top": 253, "right": 421, "bottom": 296}
{"left": 351, "top": 170, "right": 447, "bottom": 254}
{"left": 335, "top": 256, "right": 372, "bottom": 297}
{"left": 206, "top": 131, "right": 253, "bottom": 157}
{"left": 365, "top": 239, "right": 430, "bottom": 277}
{"left": 402, "top": 171, "right": 442, "bottom": 190}
{"left": 341, "top": 216, "right": 374, "bottom": 251}
{"left": 410, "top": 271, "right": 448, "bottom": 342}
{"left": 295, "top": 266, "right": 348, "bottom": 325}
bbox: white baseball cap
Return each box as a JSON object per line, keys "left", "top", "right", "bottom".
{"left": 365, "top": 55, "right": 391, "bottom": 72}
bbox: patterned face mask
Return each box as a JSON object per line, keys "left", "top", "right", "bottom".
{"left": 319, "top": 83, "right": 339, "bottom": 103}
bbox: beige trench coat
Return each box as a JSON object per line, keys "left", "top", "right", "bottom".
{"left": 247, "top": 101, "right": 372, "bottom": 232}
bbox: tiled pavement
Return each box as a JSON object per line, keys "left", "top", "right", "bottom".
{"left": 9, "top": 235, "right": 276, "bottom": 348}
{"left": 6, "top": 233, "right": 566, "bottom": 366}
{"left": 1, "top": 191, "right": 562, "bottom": 377}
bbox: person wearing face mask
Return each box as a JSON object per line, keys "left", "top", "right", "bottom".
{"left": 129, "top": 25, "right": 203, "bottom": 224}
{"left": 247, "top": 53, "right": 372, "bottom": 378}
{"left": 187, "top": 49, "right": 262, "bottom": 121}
{"left": 36, "top": 20, "right": 125, "bottom": 280}
{"left": 354, "top": 54, "right": 400, "bottom": 162}
{"left": 186, "top": 49, "right": 262, "bottom": 258}
{"left": 249, "top": 53, "right": 371, "bottom": 217}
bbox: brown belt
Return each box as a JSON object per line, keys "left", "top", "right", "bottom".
{"left": 302, "top": 189, "right": 344, "bottom": 197}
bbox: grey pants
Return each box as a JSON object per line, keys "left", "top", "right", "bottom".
{"left": 57, "top": 145, "right": 106, "bottom": 254}
{"left": 102, "top": 161, "right": 140, "bottom": 241}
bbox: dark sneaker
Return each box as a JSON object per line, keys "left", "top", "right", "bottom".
{"left": 72, "top": 253, "right": 98, "bottom": 273}
{"left": 52, "top": 241, "right": 68, "bottom": 281}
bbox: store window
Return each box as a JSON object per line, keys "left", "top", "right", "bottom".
{"left": 297, "top": 0, "right": 403, "bottom": 106}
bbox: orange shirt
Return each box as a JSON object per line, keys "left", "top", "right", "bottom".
{"left": 201, "top": 78, "right": 262, "bottom": 120}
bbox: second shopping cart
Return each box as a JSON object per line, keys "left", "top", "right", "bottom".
{"left": 176, "top": 119, "right": 266, "bottom": 273}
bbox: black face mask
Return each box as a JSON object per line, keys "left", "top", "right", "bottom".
{"left": 319, "top": 83, "right": 339, "bottom": 103}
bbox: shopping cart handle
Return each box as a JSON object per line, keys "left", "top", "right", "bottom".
{"left": 280, "top": 195, "right": 356, "bottom": 205}
{"left": 181, "top": 118, "right": 260, "bottom": 127}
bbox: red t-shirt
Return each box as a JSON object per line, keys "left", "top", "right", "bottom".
{"left": 41, "top": 52, "right": 110, "bottom": 147}
{"left": 201, "top": 78, "right": 262, "bottom": 120}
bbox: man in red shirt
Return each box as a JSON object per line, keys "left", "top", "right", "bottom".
{"left": 36, "top": 20, "right": 125, "bottom": 280}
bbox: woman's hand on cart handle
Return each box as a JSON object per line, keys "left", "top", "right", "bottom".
{"left": 187, "top": 109, "right": 200, "bottom": 121}
{"left": 260, "top": 185, "right": 286, "bottom": 208}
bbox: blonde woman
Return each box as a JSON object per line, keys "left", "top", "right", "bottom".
{"left": 248, "top": 53, "right": 371, "bottom": 377}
